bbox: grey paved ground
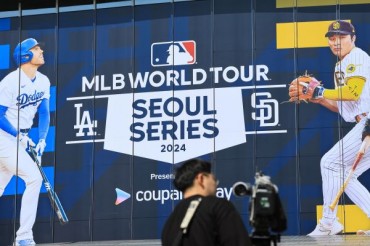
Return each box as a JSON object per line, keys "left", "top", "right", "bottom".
{"left": 33, "top": 235, "right": 370, "bottom": 246}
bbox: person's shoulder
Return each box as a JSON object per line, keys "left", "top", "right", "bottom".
{"left": 202, "top": 196, "right": 234, "bottom": 207}
{"left": 36, "top": 71, "right": 50, "bottom": 80}
{"left": 352, "top": 47, "right": 370, "bottom": 58}
{"left": 184, "top": 195, "right": 235, "bottom": 210}
{"left": 0, "top": 70, "right": 18, "bottom": 86}
{"left": 36, "top": 71, "right": 51, "bottom": 85}
{"left": 340, "top": 48, "right": 369, "bottom": 66}
{"left": 3, "top": 69, "right": 18, "bottom": 79}
{"left": 202, "top": 195, "right": 226, "bottom": 202}
{"left": 174, "top": 195, "right": 201, "bottom": 209}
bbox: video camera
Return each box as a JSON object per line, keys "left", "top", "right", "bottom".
{"left": 232, "top": 172, "right": 287, "bottom": 246}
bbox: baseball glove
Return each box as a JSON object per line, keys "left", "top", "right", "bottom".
{"left": 288, "top": 74, "right": 322, "bottom": 103}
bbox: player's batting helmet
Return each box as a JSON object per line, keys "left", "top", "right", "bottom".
{"left": 13, "top": 38, "right": 39, "bottom": 66}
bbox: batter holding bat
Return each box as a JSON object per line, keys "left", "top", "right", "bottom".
{"left": 0, "top": 38, "right": 50, "bottom": 246}
{"left": 289, "top": 20, "right": 370, "bottom": 236}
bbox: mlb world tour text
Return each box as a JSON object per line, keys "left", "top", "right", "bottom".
{"left": 81, "top": 65, "right": 269, "bottom": 90}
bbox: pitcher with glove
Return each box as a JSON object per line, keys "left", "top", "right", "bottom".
{"left": 289, "top": 20, "right": 370, "bottom": 236}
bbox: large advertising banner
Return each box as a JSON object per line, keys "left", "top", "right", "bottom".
{"left": 2, "top": 0, "right": 370, "bottom": 244}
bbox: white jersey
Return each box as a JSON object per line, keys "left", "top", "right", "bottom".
{"left": 0, "top": 68, "right": 50, "bottom": 136}
{"left": 334, "top": 47, "right": 370, "bottom": 122}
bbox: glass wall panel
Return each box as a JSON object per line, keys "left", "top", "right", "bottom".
{"left": 1, "top": 1, "right": 370, "bottom": 244}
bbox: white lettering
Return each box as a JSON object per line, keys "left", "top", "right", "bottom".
{"left": 150, "top": 173, "right": 175, "bottom": 180}
{"left": 192, "top": 68, "right": 207, "bottom": 85}
{"left": 82, "top": 76, "right": 96, "bottom": 92}
{"left": 223, "top": 66, "right": 239, "bottom": 83}
{"left": 74, "top": 103, "right": 97, "bottom": 137}
{"left": 224, "top": 187, "right": 233, "bottom": 200}
{"left": 100, "top": 75, "right": 111, "bottom": 91}
{"left": 135, "top": 187, "right": 232, "bottom": 204}
{"left": 240, "top": 65, "right": 253, "bottom": 82}
{"left": 135, "top": 189, "right": 183, "bottom": 204}
{"left": 149, "top": 71, "right": 165, "bottom": 87}
{"left": 166, "top": 70, "right": 180, "bottom": 86}
{"left": 113, "top": 74, "right": 125, "bottom": 90}
{"left": 81, "top": 64, "right": 271, "bottom": 92}
{"left": 129, "top": 72, "right": 149, "bottom": 88}
{"left": 136, "top": 191, "right": 144, "bottom": 201}
{"left": 180, "top": 69, "right": 191, "bottom": 86}
{"left": 256, "top": 65, "right": 269, "bottom": 81}
{"left": 210, "top": 67, "right": 223, "bottom": 83}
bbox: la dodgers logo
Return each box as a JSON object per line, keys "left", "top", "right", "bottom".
{"left": 17, "top": 90, "right": 45, "bottom": 109}
{"left": 151, "top": 40, "right": 196, "bottom": 67}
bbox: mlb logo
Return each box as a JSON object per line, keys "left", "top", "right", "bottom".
{"left": 151, "top": 40, "right": 196, "bottom": 67}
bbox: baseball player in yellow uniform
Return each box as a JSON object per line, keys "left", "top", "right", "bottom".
{"left": 289, "top": 20, "right": 370, "bottom": 236}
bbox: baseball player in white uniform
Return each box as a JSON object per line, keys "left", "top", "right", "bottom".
{"left": 290, "top": 20, "right": 370, "bottom": 236}
{"left": 0, "top": 38, "right": 50, "bottom": 246}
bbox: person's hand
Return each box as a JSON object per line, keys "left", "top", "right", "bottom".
{"left": 308, "top": 98, "right": 323, "bottom": 104}
{"left": 35, "top": 139, "right": 46, "bottom": 156}
{"left": 19, "top": 134, "right": 35, "bottom": 149}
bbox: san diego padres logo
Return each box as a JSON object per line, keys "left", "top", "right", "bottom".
{"left": 251, "top": 92, "right": 279, "bottom": 127}
{"left": 333, "top": 21, "right": 340, "bottom": 30}
{"left": 346, "top": 64, "right": 356, "bottom": 74}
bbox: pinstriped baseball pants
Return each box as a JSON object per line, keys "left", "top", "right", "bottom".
{"left": 321, "top": 117, "right": 370, "bottom": 222}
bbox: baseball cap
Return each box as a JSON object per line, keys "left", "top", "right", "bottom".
{"left": 325, "top": 20, "right": 355, "bottom": 37}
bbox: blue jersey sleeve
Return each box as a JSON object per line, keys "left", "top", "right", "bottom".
{"left": 38, "top": 99, "right": 50, "bottom": 140}
{"left": 0, "top": 105, "right": 17, "bottom": 137}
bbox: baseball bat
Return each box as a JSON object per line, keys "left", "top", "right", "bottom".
{"left": 27, "top": 147, "right": 69, "bottom": 225}
{"left": 329, "top": 141, "right": 366, "bottom": 211}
